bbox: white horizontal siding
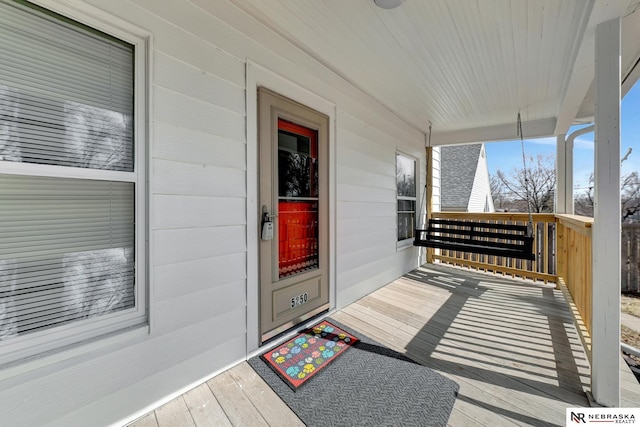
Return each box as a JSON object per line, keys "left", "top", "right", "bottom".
{"left": 335, "top": 110, "right": 423, "bottom": 304}
{"left": 467, "top": 146, "right": 494, "bottom": 212}
{"left": 431, "top": 147, "right": 442, "bottom": 213}
{"left": 153, "top": 226, "right": 246, "bottom": 267}
{"left": 153, "top": 253, "right": 246, "bottom": 302}
{"left": 0, "top": 308, "right": 246, "bottom": 427}
{"left": 153, "top": 195, "right": 245, "bottom": 229}
{"left": 152, "top": 280, "right": 246, "bottom": 334}
{"left": 154, "top": 52, "right": 245, "bottom": 114}
{"left": 153, "top": 122, "right": 246, "bottom": 169}
{"left": 154, "top": 87, "right": 245, "bottom": 140}
{"left": 0, "top": 0, "right": 427, "bottom": 425}
{"left": 153, "top": 159, "right": 246, "bottom": 197}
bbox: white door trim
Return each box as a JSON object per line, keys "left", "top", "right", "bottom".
{"left": 246, "top": 60, "right": 337, "bottom": 354}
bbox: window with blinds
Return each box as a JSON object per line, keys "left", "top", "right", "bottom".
{"left": 0, "top": 0, "right": 145, "bottom": 354}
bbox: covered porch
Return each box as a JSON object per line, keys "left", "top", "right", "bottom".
{"left": 3, "top": 1, "right": 640, "bottom": 425}
{"left": 129, "top": 263, "right": 640, "bottom": 426}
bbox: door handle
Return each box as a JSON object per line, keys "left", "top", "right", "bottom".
{"left": 261, "top": 205, "right": 275, "bottom": 240}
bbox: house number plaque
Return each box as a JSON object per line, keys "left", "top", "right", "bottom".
{"left": 290, "top": 292, "right": 309, "bottom": 308}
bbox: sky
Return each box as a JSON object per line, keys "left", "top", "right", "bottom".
{"left": 485, "top": 81, "right": 640, "bottom": 194}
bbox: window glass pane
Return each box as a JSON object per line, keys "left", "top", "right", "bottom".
{"left": 277, "top": 119, "right": 320, "bottom": 277}
{"left": 278, "top": 129, "right": 318, "bottom": 198}
{"left": 0, "top": 174, "right": 135, "bottom": 340}
{"left": 397, "top": 200, "right": 415, "bottom": 241}
{"left": 278, "top": 201, "right": 319, "bottom": 278}
{"left": 0, "top": 0, "right": 134, "bottom": 171}
{"left": 396, "top": 153, "right": 416, "bottom": 197}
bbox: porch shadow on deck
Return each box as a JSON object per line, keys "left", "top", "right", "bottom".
{"left": 334, "top": 263, "right": 591, "bottom": 426}
{"left": 131, "top": 263, "right": 605, "bottom": 427}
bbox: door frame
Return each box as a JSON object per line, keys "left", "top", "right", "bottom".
{"left": 246, "top": 60, "right": 337, "bottom": 354}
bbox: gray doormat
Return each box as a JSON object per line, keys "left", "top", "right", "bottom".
{"left": 249, "top": 319, "right": 459, "bottom": 427}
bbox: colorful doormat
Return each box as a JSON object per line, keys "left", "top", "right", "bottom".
{"left": 261, "top": 320, "right": 359, "bottom": 390}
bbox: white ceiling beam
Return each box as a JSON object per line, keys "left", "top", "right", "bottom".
{"left": 430, "top": 118, "right": 556, "bottom": 146}
{"left": 555, "top": 0, "right": 631, "bottom": 135}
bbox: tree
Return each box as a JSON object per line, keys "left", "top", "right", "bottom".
{"left": 574, "top": 171, "right": 640, "bottom": 223}
{"left": 574, "top": 149, "right": 640, "bottom": 223}
{"left": 490, "top": 173, "right": 513, "bottom": 211}
{"left": 494, "top": 154, "right": 556, "bottom": 213}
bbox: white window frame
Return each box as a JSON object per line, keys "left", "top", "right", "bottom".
{"left": 396, "top": 151, "right": 417, "bottom": 248}
{"left": 0, "top": 0, "right": 148, "bottom": 366}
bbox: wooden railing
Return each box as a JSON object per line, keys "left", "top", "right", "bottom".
{"left": 555, "top": 214, "right": 593, "bottom": 359}
{"left": 427, "top": 212, "right": 594, "bottom": 358}
{"left": 428, "top": 212, "right": 557, "bottom": 283}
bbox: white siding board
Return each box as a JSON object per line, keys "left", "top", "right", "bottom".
{"left": 337, "top": 255, "right": 413, "bottom": 307}
{"left": 56, "top": 336, "right": 246, "bottom": 427}
{"left": 337, "top": 146, "right": 395, "bottom": 178}
{"left": 339, "top": 111, "right": 415, "bottom": 152}
{"left": 338, "top": 184, "right": 395, "bottom": 204}
{"left": 155, "top": 33, "right": 245, "bottom": 88}
{"left": 154, "top": 87, "right": 245, "bottom": 141}
{"left": 153, "top": 195, "right": 245, "bottom": 229}
{"left": 337, "top": 166, "right": 396, "bottom": 190}
{"left": 153, "top": 226, "right": 246, "bottom": 266}
{"left": 431, "top": 147, "right": 442, "bottom": 212}
{"left": 153, "top": 159, "right": 245, "bottom": 198}
{"left": 339, "top": 129, "right": 396, "bottom": 167}
{"left": 154, "top": 253, "right": 246, "bottom": 302}
{"left": 152, "top": 280, "right": 246, "bottom": 335}
{"left": 467, "top": 148, "right": 494, "bottom": 212}
{"left": 0, "top": 310, "right": 245, "bottom": 427}
{"left": 337, "top": 217, "right": 396, "bottom": 239}
{"left": 337, "top": 243, "right": 396, "bottom": 275}
{"left": 154, "top": 123, "right": 245, "bottom": 169}
{"left": 154, "top": 52, "right": 245, "bottom": 115}
{"left": 339, "top": 202, "right": 396, "bottom": 220}
{"left": 337, "top": 231, "right": 396, "bottom": 257}
{"left": 82, "top": 0, "right": 245, "bottom": 87}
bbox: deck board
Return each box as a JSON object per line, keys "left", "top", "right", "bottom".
{"left": 128, "top": 413, "right": 158, "bottom": 427}
{"left": 154, "top": 397, "right": 195, "bottom": 427}
{"left": 226, "top": 362, "right": 305, "bottom": 426}
{"left": 127, "top": 264, "right": 640, "bottom": 426}
{"left": 182, "top": 382, "right": 231, "bottom": 427}
{"left": 207, "top": 371, "right": 270, "bottom": 427}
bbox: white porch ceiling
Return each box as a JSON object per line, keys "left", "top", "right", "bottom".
{"left": 230, "top": 0, "right": 640, "bottom": 145}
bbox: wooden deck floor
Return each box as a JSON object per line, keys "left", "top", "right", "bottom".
{"left": 129, "top": 264, "right": 640, "bottom": 427}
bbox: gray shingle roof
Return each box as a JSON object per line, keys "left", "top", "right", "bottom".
{"left": 440, "top": 144, "right": 482, "bottom": 210}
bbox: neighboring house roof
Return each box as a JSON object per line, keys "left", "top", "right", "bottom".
{"left": 440, "top": 144, "right": 482, "bottom": 210}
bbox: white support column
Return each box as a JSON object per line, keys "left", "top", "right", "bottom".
{"left": 564, "top": 135, "right": 574, "bottom": 214}
{"left": 561, "top": 125, "right": 595, "bottom": 215}
{"left": 555, "top": 134, "right": 569, "bottom": 214}
{"left": 592, "top": 17, "right": 621, "bottom": 407}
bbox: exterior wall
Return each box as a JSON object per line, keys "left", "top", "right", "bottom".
{"left": 335, "top": 112, "right": 424, "bottom": 307}
{"left": 0, "top": 0, "right": 428, "bottom": 426}
{"left": 467, "top": 145, "right": 495, "bottom": 212}
{"left": 432, "top": 147, "right": 442, "bottom": 213}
